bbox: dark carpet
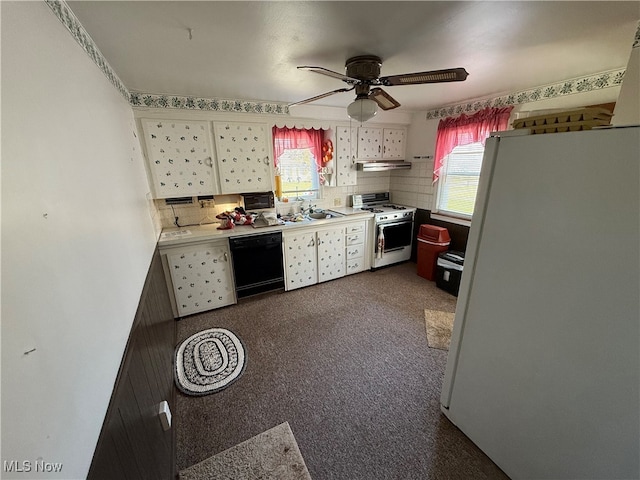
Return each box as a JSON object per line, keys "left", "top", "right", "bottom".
{"left": 175, "top": 261, "right": 510, "bottom": 480}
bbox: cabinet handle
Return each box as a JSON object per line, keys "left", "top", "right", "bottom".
{"left": 263, "top": 156, "right": 270, "bottom": 165}
{"left": 308, "top": 239, "right": 315, "bottom": 247}
{"left": 223, "top": 252, "right": 228, "bottom": 262}
{"left": 205, "top": 157, "right": 213, "bottom": 167}
{"left": 383, "top": 145, "right": 386, "bottom": 155}
{"left": 378, "top": 145, "right": 381, "bottom": 153}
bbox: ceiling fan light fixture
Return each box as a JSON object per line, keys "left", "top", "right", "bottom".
{"left": 347, "top": 97, "right": 378, "bottom": 123}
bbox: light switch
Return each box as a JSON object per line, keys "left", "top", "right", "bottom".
{"left": 158, "top": 401, "right": 172, "bottom": 431}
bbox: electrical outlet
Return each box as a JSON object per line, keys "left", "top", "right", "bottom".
{"left": 333, "top": 198, "right": 342, "bottom": 207}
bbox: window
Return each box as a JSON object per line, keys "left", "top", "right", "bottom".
{"left": 277, "top": 148, "right": 319, "bottom": 199}
{"left": 435, "top": 142, "right": 485, "bottom": 219}
{"left": 433, "top": 106, "right": 513, "bottom": 221}
{"left": 272, "top": 127, "right": 324, "bottom": 200}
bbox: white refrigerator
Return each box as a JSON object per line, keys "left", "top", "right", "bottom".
{"left": 440, "top": 126, "right": 639, "bottom": 480}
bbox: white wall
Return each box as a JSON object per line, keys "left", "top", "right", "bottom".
{"left": 1, "top": 3, "right": 158, "bottom": 478}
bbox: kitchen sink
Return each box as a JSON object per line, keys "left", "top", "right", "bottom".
{"left": 308, "top": 212, "right": 330, "bottom": 219}
{"left": 307, "top": 211, "right": 342, "bottom": 219}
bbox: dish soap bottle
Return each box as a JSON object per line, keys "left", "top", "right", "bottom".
{"left": 274, "top": 167, "right": 282, "bottom": 200}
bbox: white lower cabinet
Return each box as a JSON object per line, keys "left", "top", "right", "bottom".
{"left": 283, "top": 230, "right": 318, "bottom": 290}
{"left": 284, "top": 225, "right": 345, "bottom": 290}
{"left": 345, "top": 221, "right": 367, "bottom": 274}
{"left": 163, "top": 241, "right": 236, "bottom": 317}
{"left": 316, "top": 226, "right": 345, "bottom": 283}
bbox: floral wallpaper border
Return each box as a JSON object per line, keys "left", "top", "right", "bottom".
{"left": 44, "top": 0, "right": 130, "bottom": 101}
{"left": 129, "top": 92, "right": 289, "bottom": 114}
{"left": 426, "top": 67, "right": 626, "bottom": 120}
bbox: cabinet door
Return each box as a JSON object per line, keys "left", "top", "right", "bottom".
{"left": 317, "top": 226, "right": 345, "bottom": 282}
{"left": 141, "top": 119, "right": 217, "bottom": 198}
{"left": 357, "top": 127, "right": 383, "bottom": 159}
{"left": 382, "top": 128, "right": 406, "bottom": 159}
{"left": 336, "top": 127, "right": 358, "bottom": 186}
{"left": 213, "top": 122, "right": 273, "bottom": 194}
{"left": 284, "top": 231, "right": 317, "bottom": 291}
{"left": 166, "top": 243, "right": 235, "bottom": 317}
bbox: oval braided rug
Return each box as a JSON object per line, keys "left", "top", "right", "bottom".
{"left": 175, "top": 328, "right": 246, "bottom": 395}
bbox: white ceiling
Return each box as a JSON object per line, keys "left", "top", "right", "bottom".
{"left": 67, "top": 1, "right": 639, "bottom": 113}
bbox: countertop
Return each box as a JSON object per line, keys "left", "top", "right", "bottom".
{"left": 158, "top": 209, "right": 373, "bottom": 248}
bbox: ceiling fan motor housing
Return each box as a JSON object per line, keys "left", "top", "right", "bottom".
{"left": 345, "top": 55, "right": 382, "bottom": 83}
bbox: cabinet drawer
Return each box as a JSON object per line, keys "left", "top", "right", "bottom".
{"left": 346, "top": 233, "right": 365, "bottom": 246}
{"left": 346, "top": 258, "right": 365, "bottom": 274}
{"left": 346, "top": 222, "right": 365, "bottom": 234}
{"left": 346, "top": 245, "right": 364, "bottom": 260}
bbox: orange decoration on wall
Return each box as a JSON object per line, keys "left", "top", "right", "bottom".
{"left": 322, "top": 139, "right": 333, "bottom": 165}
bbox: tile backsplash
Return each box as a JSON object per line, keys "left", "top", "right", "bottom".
{"left": 152, "top": 171, "right": 394, "bottom": 229}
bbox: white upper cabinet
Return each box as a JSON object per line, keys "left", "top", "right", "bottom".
{"left": 357, "top": 127, "right": 383, "bottom": 159}
{"left": 335, "top": 126, "right": 358, "bottom": 186}
{"left": 382, "top": 128, "right": 405, "bottom": 159}
{"left": 213, "top": 122, "right": 274, "bottom": 194}
{"left": 357, "top": 127, "right": 406, "bottom": 160}
{"left": 141, "top": 119, "right": 218, "bottom": 198}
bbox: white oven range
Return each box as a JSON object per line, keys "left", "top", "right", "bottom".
{"left": 351, "top": 192, "right": 416, "bottom": 269}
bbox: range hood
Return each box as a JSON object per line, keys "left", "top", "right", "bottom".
{"left": 356, "top": 160, "right": 411, "bottom": 171}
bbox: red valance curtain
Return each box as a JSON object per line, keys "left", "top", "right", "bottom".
{"left": 272, "top": 127, "right": 324, "bottom": 172}
{"left": 433, "top": 106, "right": 513, "bottom": 183}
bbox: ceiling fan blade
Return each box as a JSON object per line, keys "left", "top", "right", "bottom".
{"left": 381, "top": 67, "right": 469, "bottom": 86}
{"left": 297, "top": 66, "right": 360, "bottom": 84}
{"left": 288, "top": 86, "right": 355, "bottom": 107}
{"left": 369, "top": 88, "right": 401, "bottom": 110}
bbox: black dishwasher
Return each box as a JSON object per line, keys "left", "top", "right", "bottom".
{"left": 229, "top": 232, "right": 284, "bottom": 298}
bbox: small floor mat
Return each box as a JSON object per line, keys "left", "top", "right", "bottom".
{"left": 175, "top": 328, "right": 246, "bottom": 395}
{"left": 179, "top": 422, "right": 312, "bottom": 480}
{"left": 425, "top": 309, "right": 455, "bottom": 350}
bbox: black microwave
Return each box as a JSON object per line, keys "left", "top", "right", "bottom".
{"left": 242, "top": 192, "right": 275, "bottom": 211}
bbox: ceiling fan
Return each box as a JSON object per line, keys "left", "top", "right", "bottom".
{"left": 289, "top": 55, "right": 469, "bottom": 122}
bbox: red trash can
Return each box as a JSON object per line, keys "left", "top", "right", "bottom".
{"left": 417, "top": 225, "right": 450, "bottom": 280}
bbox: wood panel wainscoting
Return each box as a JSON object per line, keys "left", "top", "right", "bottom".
{"left": 88, "top": 248, "right": 177, "bottom": 479}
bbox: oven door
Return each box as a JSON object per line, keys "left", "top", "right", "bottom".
{"left": 376, "top": 220, "right": 413, "bottom": 252}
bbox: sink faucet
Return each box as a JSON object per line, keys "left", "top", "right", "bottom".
{"left": 302, "top": 203, "right": 317, "bottom": 215}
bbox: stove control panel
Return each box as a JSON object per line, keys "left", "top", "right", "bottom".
{"left": 377, "top": 211, "right": 414, "bottom": 222}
